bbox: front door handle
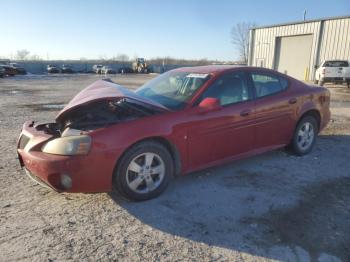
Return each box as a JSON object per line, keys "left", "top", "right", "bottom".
{"left": 288, "top": 98, "right": 297, "bottom": 104}
{"left": 240, "top": 109, "right": 251, "bottom": 117}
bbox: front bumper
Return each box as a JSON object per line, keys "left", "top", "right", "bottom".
{"left": 23, "top": 167, "right": 55, "bottom": 190}
{"left": 17, "top": 121, "right": 120, "bottom": 193}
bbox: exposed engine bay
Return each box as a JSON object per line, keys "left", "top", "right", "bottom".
{"left": 36, "top": 98, "right": 162, "bottom": 136}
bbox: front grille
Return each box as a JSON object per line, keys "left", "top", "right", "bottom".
{"left": 18, "top": 134, "right": 30, "bottom": 149}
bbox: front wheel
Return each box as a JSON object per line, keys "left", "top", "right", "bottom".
{"left": 113, "top": 141, "right": 174, "bottom": 201}
{"left": 290, "top": 116, "right": 318, "bottom": 156}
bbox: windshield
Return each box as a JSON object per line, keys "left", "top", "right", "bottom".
{"left": 136, "top": 71, "right": 211, "bottom": 110}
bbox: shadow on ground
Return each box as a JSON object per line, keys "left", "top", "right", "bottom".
{"left": 110, "top": 135, "right": 350, "bottom": 261}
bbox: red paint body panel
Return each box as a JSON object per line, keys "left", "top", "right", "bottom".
{"left": 17, "top": 66, "right": 331, "bottom": 193}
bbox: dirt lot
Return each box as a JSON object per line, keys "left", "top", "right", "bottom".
{"left": 0, "top": 74, "right": 349, "bottom": 261}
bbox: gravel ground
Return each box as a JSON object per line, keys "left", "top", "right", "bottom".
{"left": 0, "top": 74, "right": 349, "bottom": 262}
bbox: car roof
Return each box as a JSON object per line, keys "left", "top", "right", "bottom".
{"left": 173, "top": 65, "right": 246, "bottom": 74}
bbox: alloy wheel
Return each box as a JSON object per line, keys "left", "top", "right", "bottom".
{"left": 126, "top": 152, "right": 165, "bottom": 194}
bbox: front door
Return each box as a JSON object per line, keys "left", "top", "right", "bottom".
{"left": 187, "top": 71, "right": 255, "bottom": 170}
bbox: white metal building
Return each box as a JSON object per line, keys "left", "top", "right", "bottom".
{"left": 248, "top": 15, "right": 350, "bottom": 81}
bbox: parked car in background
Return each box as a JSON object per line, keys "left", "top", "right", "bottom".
{"left": 118, "top": 66, "right": 133, "bottom": 74}
{"left": 0, "top": 66, "right": 5, "bottom": 77}
{"left": 47, "top": 65, "right": 60, "bottom": 74}
{"left": 17, "top": 66, "right": 331, "bottom": 201}
{"left": 9, "top": 63, "right": 27, "bottom": 75}
{"left": 61, "top": 64, "right": 74, "bottom": 74}
{"left": 101, "top": 66, "right": 116, "bottom": 74}
{"left": 0, "top": 64, "right": 16, "bottom": 76}
{"left": 315, "top": 60, "right": 350, "bottom": 88}
{"left": 0, "top": 59, "right": 10, "bottom": 65}
{"left": 92, "top": 64, "right": 103, "bottom": 74}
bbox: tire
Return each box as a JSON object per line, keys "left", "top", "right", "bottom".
{"left": 314, "top": 79, "right": 319, "bottom": 85}
{"left": 291, "top": 116, "right": 318, "bottom": 156}
{"left": 319, "top": 80, "right": 325, "bottom": 86}
{"left": 113, "top": 141, "right": 174, "bottom": 201}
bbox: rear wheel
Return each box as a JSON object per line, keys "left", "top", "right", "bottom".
{"left": 291, "top": 116, "right": 318, "bottom": 156}
{"left": 113, "top": 141, "right": 173, "bottom": 201}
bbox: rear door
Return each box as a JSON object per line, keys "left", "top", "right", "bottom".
{"left": 249, "top": 71, "right": 296, "bottom": 149}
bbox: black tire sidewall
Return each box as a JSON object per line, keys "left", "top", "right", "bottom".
{"left": 114, "top": 141, "right": 173, "bottom": 201}
{"left": 292, "top": 116, "right": 318, "bottom": 156}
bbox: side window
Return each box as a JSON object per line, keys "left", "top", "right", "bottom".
{"left": 197, "top": 72, "right": 250, "bottom": 106}
{"left": 251, "top": 73, "right": 288, "bottom": 98}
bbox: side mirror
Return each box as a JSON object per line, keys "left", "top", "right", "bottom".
{"left": 197, "top": 97, "right": 221, "bottom": 113}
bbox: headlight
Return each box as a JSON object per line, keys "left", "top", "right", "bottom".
{"left": 42, "top": 135, "right": 91, "bottom": 155}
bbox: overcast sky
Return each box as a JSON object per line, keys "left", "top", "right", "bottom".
{"left": 1, "top": 0, "right": 349, "bottom": 61}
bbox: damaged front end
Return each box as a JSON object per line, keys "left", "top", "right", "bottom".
{"left": 56, "top": 97, "right": 161, "bottom": 132}
{"left": 55, "top": 79, "right": 167, "bottom": 133}
{"left": 17, "top": 80, "right": 168, "bottom": 192}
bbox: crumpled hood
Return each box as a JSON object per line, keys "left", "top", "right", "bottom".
{"left": 56, "top": 80, "right": 168, "bottom": 121}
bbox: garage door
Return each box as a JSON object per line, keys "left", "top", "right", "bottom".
{"left": 274, "top": 34, "right": 313, "bottom": 80}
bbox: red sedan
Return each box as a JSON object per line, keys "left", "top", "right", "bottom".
{"left": 17, "top": 66, "right": 331, "bottom": 200}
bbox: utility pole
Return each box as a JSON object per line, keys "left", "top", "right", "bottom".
{"left": 303, "top": 10, "right": 307, "bottom": 21}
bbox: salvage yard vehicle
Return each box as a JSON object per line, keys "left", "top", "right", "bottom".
{"left": 47, "top": 65, "right": 60, "bottom": 74}
{"left": 61, "top": 64, "right": 74, "bottom": 74}
{"left": 0, "top": 66, "right": 5, "bottom": 77}
{"left": 101, "top": 66, "right": 116, "bottom": 74}
{"left": 17, "top": 66, "right": 331, "bottom": 201}
{"left": 118, "top": 66, "right": 133, "bottom": 74}
{"left": 9, "top": 63, "right": 27, "bottom": 75}
{"left": 92, "top": 64, "right": 103, "bottom": 74}
{"left": 132, "top": 58, "right": 149, "bottom": 73}
{"left": 0, "top": 64, "right": 16, "bottom": 76}
{"left": 315, "top": 60, "right": 350, "bottom": 88}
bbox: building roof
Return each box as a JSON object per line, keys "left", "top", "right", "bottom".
{"left": 252, "top": 15, "right": 350, "bottom": 30}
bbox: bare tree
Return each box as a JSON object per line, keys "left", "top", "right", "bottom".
{"left": 29, "top": 54, "right": 42, "bottom": 60}
{"left": 16, "top": 49, "right": 30, "bottom": 60}
{"left": 116, "top": 53, "right": 129, "bottom": 63}
{"left": 99, "top": 54, "right": 108, "bottom": 61}
{"left": 231, "top": 22, "right": 256, "bottom": 63}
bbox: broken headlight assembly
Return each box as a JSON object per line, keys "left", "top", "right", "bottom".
{"left": 42, "top": 135, "right": 91, "bottom": 156}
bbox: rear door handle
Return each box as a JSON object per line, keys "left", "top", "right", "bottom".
{"left": 240, "top": 109, "right": 251, "bottom": 117}
{"left": 288, "top": 98, "right": 297, "bottom": 104}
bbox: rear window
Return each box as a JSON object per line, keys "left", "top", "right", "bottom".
{"left": 323, "top": 61, "right": 349, "bottom": 67}
{"left": 251, "top": 73, "right": 288, "bottom": 98}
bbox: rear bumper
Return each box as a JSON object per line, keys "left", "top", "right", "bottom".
{"left": 17, "top": 121, "right": 121, "bottom": 193}
{"left": 321, "top": 77, "right": 350, "bottom": 82}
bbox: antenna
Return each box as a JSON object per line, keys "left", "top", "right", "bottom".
{"left": 303, "top": 10, "right": 307, "bottom": 21}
